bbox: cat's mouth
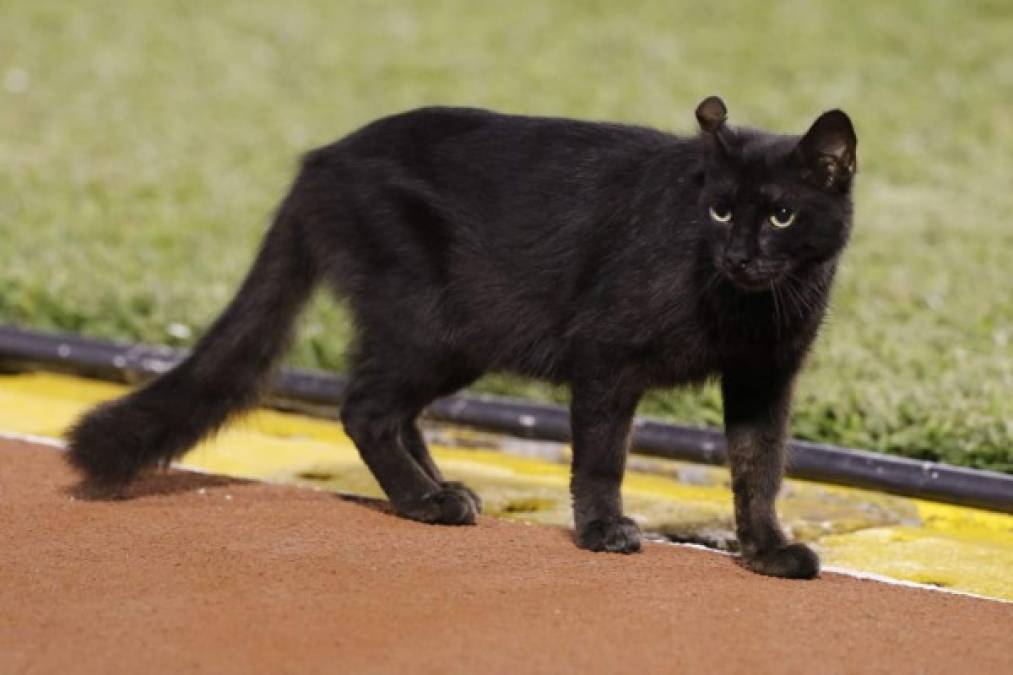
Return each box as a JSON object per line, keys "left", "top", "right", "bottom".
{"left": 720, "top": 261, "right": 788, "bottom": 292}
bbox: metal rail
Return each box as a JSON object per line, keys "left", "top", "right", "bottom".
{"left": 1, "top": 325, "right": 1010, "bottom": 513}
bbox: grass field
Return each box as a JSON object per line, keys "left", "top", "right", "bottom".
{"left": 2, "top": 1, "right": 1010, "bottom": 471}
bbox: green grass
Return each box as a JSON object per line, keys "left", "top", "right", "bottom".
{"left": 2, "top": 0, "right": 1010, "bottom": 472}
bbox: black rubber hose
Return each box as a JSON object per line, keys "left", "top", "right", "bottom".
{"left": 1, "top": 325, "right": 1010, "bottom": 513}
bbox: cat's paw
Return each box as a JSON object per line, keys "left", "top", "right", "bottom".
{"left": 741, "top": 543, "right": 820, "bottom": 579}
{"left": 397, "top": 486, "right": 479, "bottom": 526}
{"left": 576, "top": 516, "right": 642, "bottom": 554}
{"left": 441, "top": 481, "right": 482, "bottom": 513}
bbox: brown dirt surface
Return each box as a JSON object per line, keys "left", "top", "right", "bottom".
{"left": 2, "top": 438, "right": 1011, "bottom": 675}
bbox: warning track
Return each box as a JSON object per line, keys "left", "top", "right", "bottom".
{"left": 1, "top": 438, "right": 1010, "bottom": 674}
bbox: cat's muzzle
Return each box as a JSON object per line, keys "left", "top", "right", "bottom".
{"left": 721, "top": 259, "right": 788, "bottom": 292}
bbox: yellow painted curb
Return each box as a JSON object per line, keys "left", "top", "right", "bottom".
{"left": 2, "top": 371, "right": 1011, "bottom": 601}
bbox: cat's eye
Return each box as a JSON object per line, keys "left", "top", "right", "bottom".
{"left": 769, "top": 206, "right": 796, "bottom": 228}
{"left": 709, "top": 204, "right": 732, "bottom": 223}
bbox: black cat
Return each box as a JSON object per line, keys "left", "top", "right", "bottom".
{"left": 67, "top": 96, "right": 856, "bottom": 579}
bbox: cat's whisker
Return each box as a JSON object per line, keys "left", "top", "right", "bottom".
{"left": 781, "top": 274, "right": 809, "bottom": 320}
{"left": 701, "top": 270, "right": 723, "bottom": 297}
{"left": 791, "top": 273, "right": 823, "bottom": 317}
{"left": 780, "top": 277, "right": 806, "bottom": 322}
{"left": 769, "top": 281, "right": 783, "bottom": 338}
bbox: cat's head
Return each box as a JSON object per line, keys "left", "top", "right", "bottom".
{"left": 695, "top": 96, "right": 857, "bottom": 292}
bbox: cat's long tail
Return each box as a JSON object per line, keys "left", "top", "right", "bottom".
{"left": 66, "top": 193, "right": 319, "bottom": 492}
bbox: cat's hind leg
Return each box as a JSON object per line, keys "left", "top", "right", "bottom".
{"left": 339, "top": 349, "right": 481, "bottom": 525}
{"left": 401, "top": 419, "right": 482, "bottom": 513}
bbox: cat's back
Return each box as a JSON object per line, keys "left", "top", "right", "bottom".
{"left": 335, "top": 106, "right": 500, "bottom": 156}
{"left": 318, "top": 106, "right": 679, "bottom": 171}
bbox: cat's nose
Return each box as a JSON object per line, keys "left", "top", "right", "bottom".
{"left": 724, "top": 252, "right": 751, "bottom": 270}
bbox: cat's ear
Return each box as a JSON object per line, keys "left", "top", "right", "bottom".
{"left": 695, "top": 95, "right": 733, "bottom": 153}
{"left": 796, "top": 110, "right": 857, "bottom": 191}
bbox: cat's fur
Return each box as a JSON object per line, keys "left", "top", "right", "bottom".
{"left": 67, "top": 96, "right": 856, "bottom": 579}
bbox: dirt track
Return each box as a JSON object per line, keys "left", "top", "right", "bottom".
{"left": 2, "top": 438, "right": 1011, "bottom": 674}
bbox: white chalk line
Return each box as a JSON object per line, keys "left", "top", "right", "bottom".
{"left": 0, "top": 430, "right": 67, "bottom": 449}
{"left": 657, "top": 539, "right": 1010, "bottom": 605}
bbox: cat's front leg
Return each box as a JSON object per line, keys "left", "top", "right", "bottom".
{"left": 721, "top": 368, "right": 820, "bottom": 579}
{"left": 569, "top": 367, "right": 644, "bottom": 554}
